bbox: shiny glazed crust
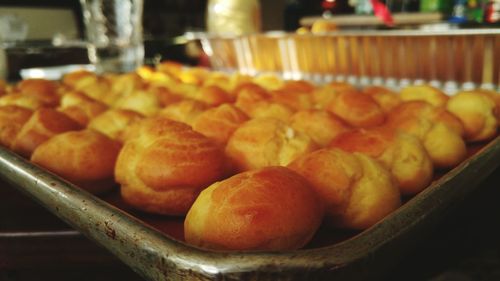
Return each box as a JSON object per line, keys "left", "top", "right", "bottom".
{"left": 192, "top": 104, "right": 249, "bottom": 146}
{"left": 288, "top": 148, "right": 401, "bottom": 230}
{"left": 446, "top": 91, "right": 498, "bottom": 142}
{"left": 327, "top": 91, "right": 385, "bottom": 128}
{"left": 0, "top": 105, "right": 33, "bottom": 147}
{"left": 31, "top": 129, "right": 121, "bottom": 194}
{"left": 184, "top": 166, "right": 324, "bottom": 251}
{"left": 330, "top": 128, "right": 433, "bottom": 195}
{"left": 387, "top": 101, "right": 467, "bottom": 168}
{"left": 12, "top": 108, "right": 82, "bottom": 157}
{"left": 225, "top": 118, "right": 318, "bottom": 172}
{"left": 115, "top": 117, "right": 226, "bottom": 215}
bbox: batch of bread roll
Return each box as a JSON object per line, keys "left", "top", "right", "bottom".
{"left": 0, "top": 61, "right": 498, "bottom": 252}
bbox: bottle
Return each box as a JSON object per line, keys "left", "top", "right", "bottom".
{"left": 465, "top": 0, "right": 485, "bottom": 23}
{"left": 484, "top": 0, "right": 500, "bottom": 23}
{"left": 353, "top": 0, "right": 373, "bottom": 14}
{"left": 206, "top": 0, "right": 261, "bottom": 35}
{"left": 450, "top": 0, "right": 468, "bottom": 23}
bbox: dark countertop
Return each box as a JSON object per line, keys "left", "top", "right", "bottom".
{"left": 384, "top": 166, "right": 500, "bottom": 281}
{"left": 0, "top": 167, "right": 499, "bottom": 281}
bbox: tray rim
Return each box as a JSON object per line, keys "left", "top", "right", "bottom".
{"left": 191, "top": 28, "right": 500, "bottom": 41}
{"left": 0, "top": 136, "right": 498, "bottom": 280}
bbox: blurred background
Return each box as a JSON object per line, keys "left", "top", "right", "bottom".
{"left": 0, "top": 0, "right": 498, "bottom": 80}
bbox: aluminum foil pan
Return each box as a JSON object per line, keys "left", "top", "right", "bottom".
{"left": 199, "top": 29, "right": 500, "bottom": 93}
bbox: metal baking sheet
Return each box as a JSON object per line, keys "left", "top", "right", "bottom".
{"left": 0, "top": 135, "right": 498, "bottom": 280}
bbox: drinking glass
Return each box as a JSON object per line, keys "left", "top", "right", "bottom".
{"left": 80, "top": 0, "right": 144, "bottom": 73}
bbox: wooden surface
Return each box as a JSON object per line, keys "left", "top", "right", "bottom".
{"left": 300, "top": 12, "right": 444, "bottom": 27}
{"left": 0, "top": 183, "right": 143, "bottom": 281}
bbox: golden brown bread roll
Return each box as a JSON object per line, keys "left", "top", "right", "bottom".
{"left": 71, "top": 75, "right": 115, "bottom": 106}
{"left": 326, "top": 82, "right": 357, "bottom": 92}
{"left": 0, "top": 93, "right": 47, "bottom": 110}
{"left": 192, "top": 104, "right": 249, "bottom": 146}
{"left": 136, "top": 65, "right": 175, "bottom": 88}
{"left": 227, "top": 73, "right": 253, "bottom": 96}
{"left": 87, "top": 109, "right": 144, "bottom": 142}
{"left": 252, "top": 73, "right": 284, "bottom": 91}
{"left": 202, "top": 71, "right": 253, "bottom": 95}
{"left": 109, "top": 73, "right": 146, "bottom": 98}
{"left": 0, "top": 105, "right": 33, "bottom": 147}
{"left": 387, "top": 101, "right": 467, "bottom": 169}
{"left": 234, "top": 83, "right": 271, "bottom": 114}
{"left": 31, "top": 130, "right": 121, "bottom": 194}
{"left": 290, "top": 109, "right": 350, "bottom": 147}
{"left": 388, "top": 101, "right": 465, "bottom": 137}
{"left": 201, "top": 71, "right": 231, "bottom": 91}
{"left": 270, "top": 89, "right": 314, "bottom": 111}
{"left": 113, "top": 90, "right": 161, "bottom": 117}
{"left": 149, "top": 85, "right": 183, "bottom": 107}
{"left": 400, "top": 85, "right": 449, "bottom": 107}
{"left": 15, "top": 79, "right": 60, "bottom": 107}
{"left": 11, "top": 108, "right": 83, "bottom": 157}
{"left": 312, "top": 86, "right": 338, "bottom": 111}
{"left": 115, "top": 117, "right": 226, "bottom": 215}
{"left": 234, "top": 83, "right": 294, "bottom": 121}
{"left": 0, "top": 79, "right": 60, "bottom": 110}
{"left": 225, "top": 118, "right": 318, "bottom": 172}
{"left": 177, "top": 67, "right": 210, "bottom": 86}
{"left": 330, "top": 127, "right": 433, "bottom": 195}
{"left": 288, "top": 148, "right": 401, "bottom": 230}
{"left": 247, "top": 102, "right": 294, "bottom": 122}
{"left": 58, "top": 91, "right": 108, "bottom": 126}
{"left": 312, "top": 82, "right": 357, "bottom": 110}
{"left": 233, "top": 81, "right": 267, "bottom": 96}
{"left": 423, "top": 123, "right": 467, "bottom": 169}
{"left": 158, "top": 99, "right": 208, "bottom": 126}
{"left": 270, "top": 80, "right": 315, "bottom": 112}
{"left": 193, "top": 85, "right": 233, "bottom": 106}
{"left": 164, "top": 81, "right": 199, "bottom": 100}
{"left": 477, "top": 89, "right": 500, "bottom": 124}
{"left": 184, "top": 166, "right": 324, "bottom": 251}
{"left": 363, "top": 86, "right": 402, "bottom": 113}
{"left": 280, "top": 80, "right": 315, "bottom": 93}
{"left": 446, "top": 91, "right": 498, "bottom": 142}
{"left": 327, "top": 91, "right": 386, "bottom": 128}
{"left": 14, "top": 79, "right": 60, "bottom": 109}
{"left": 62, "top": 69, "right": 95, "bottom": 88}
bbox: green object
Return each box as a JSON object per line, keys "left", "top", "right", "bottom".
{"left": 466, "top": 0, "right": 485, "bottom": 22}
{"left": 421, "top": 0, "right": 439, "bottom": 12}
{"left": 420, "top": 0, "right": 453, "bottom": 14}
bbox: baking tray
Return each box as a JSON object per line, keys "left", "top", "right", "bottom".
{"left": 199, "top": 29, "right": 500, "bottom": 93}
{"left": 0, "top": 133, "right": 498, "bottom": 280}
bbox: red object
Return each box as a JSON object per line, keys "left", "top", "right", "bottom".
{"left": 370, "top": 0, "right": 394, "bottom": 26}
{"left": 485, "top": 1, "right": 500, "bottom": 23}
{"left": 322, "top": 0, "right": 336, "bottom": 10}
{"left": 198, "top": 50, "right": 211, "bottom": 68}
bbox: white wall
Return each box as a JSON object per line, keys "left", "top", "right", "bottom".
{"left": 0, "top": 7, "right": 79, "bottom": 40}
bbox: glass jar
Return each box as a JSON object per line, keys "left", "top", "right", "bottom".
{"left": 206, "top": 0, "right": 261, "bottom": 35}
